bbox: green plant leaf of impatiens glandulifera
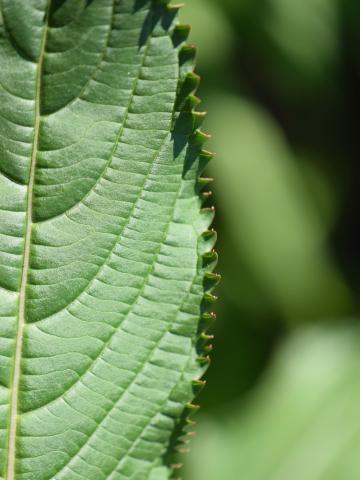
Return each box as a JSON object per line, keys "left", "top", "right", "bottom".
{"left": 0, "top": 1, "right": 217, "bottom": 479}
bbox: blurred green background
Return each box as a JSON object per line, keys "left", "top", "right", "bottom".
{"left": 178, "top": 0, "right": 360, "bottom": 478}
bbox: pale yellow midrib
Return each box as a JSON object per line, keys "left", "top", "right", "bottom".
{"left": 5, "top": 5, "right": 50, "bottom": 479}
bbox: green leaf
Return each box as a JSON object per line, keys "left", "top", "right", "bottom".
{"left": 261, "top": 0, "right": 340, "bottom": 95}
{"left": 186, "top": 326, "right": 360, "bottom": 480}
{"left": 178, "top": 0, "right": 235, "bottom": 72}
{"left": 207, "top": 94, "right": 351, "bottom": 322}
{"left": 0, "top": 1, "right": 215, "bottom": 478}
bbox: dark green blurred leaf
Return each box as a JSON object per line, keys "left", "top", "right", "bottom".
{"left": 268, "top": 0, "right": 338, "bottom": 64}
{"left": 180, "top": 0, "right": 234, "bottom": 72}
{"left": 207, "top": 94, "right": 352, "bottom": 322}
{"left": 186, "top": 326, "right": 360, "bottom": 480}
{"left": 262, "top": 0, "right": 340, "bottom": 93}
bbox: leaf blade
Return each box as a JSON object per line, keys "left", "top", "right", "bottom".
{"left": 0, "top": 1, "right": 214, "bottom": 478}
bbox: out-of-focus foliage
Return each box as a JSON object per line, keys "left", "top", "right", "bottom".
{"left": 186, "top": 327, "right": 360, "bottom": 480}
{"left": 209, "top": 94, "right": 351, "bottom": 322}
{"left": 180, "top": 0, "right": 234, "bottom": 71}
{"left": 260, "top": 0, "right": 341, "bottom": 94}
{"left": 179, "top": 0, "right": 360, "bottom": 478}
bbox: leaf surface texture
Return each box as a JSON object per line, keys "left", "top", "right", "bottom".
{"left": 0, "top": 1, "right": 214, "bottom": 478}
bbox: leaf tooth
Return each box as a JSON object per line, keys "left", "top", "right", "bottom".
{"left": 192, "top": 379, "right": 206, "bottom": 396}
{"left": 204, "top": 271, "right": 221, "bottom": 290}
{"left": 203, "top": 255, "right": 219, "bottom": 274}
{"left": 176, "top": 110, "right": 206, "bottom": 134}
{"left": 179, "top": 44, "right": 197, "bottom": 74}
{"left": 172, "top": 23, "right": 191, "bottom": 46}
{"left": 199, "top": 229, "right": 217, "bottom": 254}
{"left": 186, "top": 402, "right": 200, "bottom": 412}
{"left": 202, "top": 249, "right": 218, "bottom": 270}
{"left": 203, "top": 292, "right": 218, "bottom": 303}
{"left": 185, "top": 71, "right": 201, "bottom": 90}
{"left": 201, "top": 332, "right": 215, "bottom": 341}
{"left": 185, "top": 417, "right": 196, "bottom": 426}
{"left": 198, "top": 331, "right": 215, "bottom": 355}
{"left": 198, "top": 318, "right": 214, "bottom": 339}
{"left": 197, "top": 355, "right": 211, "bottom": 366}
{"left": 185, "top": 94, "right": 201, "bottom": 111}
{"left": 197, "top": 176, "right": 214, "bottom": 192}
{"left": 198, "top": 311, "right": 216, "bottom": 339}
{"left": 202, "top": 311, "right": 217, "bottom": 322}
{"left": 193, "top": 110, "right": 207, "bottom": 117}
{"left": 180, "top": 44, "right": 197, "bottom": 56}
{"left": 192, "top": 378, "right": 206, "bottom": 387}
{"left": 192, "top": 110, "right": 207, "bottom": 129}
{"left": 199, "top": 206, "right": 215, "bottom": 231}
{"left": 192, "top": 129, "right": 211, "bottom": 146}
{"left": 202, "top": 247, "right": 217, "bottom": 258}
{"left": 202, "top": 228, "right": 217, "bottom": 240}
{"left": 201, "top": 189, "right": 212, "bottom": 202}
{"left": 177, "top": 447, "right": 190, "bottom": 454}
{"left": 167, "top": 2, "right": 185, "bottom": 10}
{"left": 176, "top": 72, "right": 201, "bottom": 110}
{"left": 200, "top": 148, "right": 215, "bottom": 160}
{"left": 201, "top": 205, "right": 215, "bottom": 214}
{"left": 205, "top": 271, "right": 221, "bottom": 282}
{"left": 197, "top": 153, "right": 214, "bottom": 179}
{"left": 154, "top": 1, "right": 182, "bottom": 34}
